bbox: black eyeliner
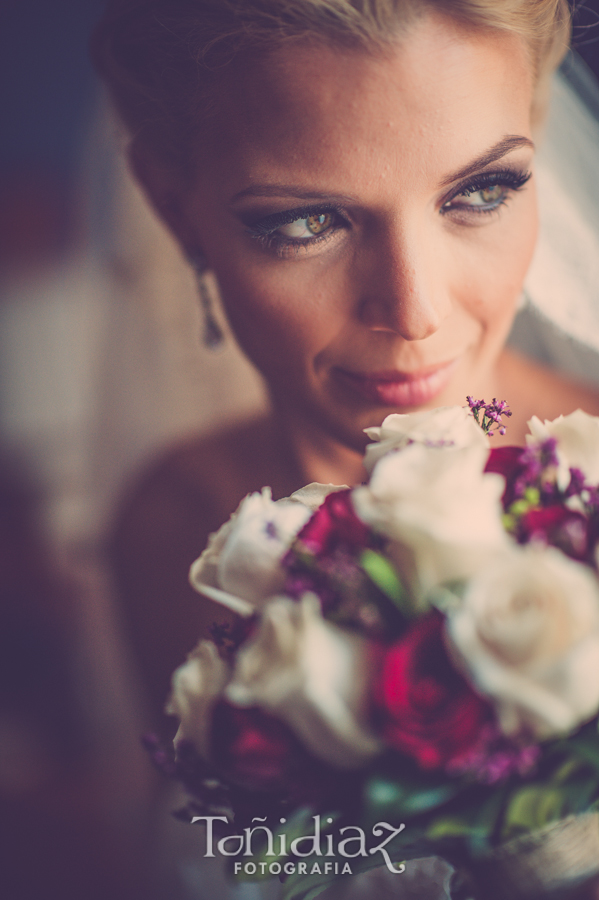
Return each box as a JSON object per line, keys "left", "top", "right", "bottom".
{"left": 443, "top": 168, "right": 532, "bottom": 209}
{"left": 244, "top": 204, "right": 346, "bottom": 236}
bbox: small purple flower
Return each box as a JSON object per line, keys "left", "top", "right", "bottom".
{"left": 423, "top": 438, "right": 456, "bottom": 449}
{"left": 513, "top": 437, "right": 560, "bottom": 499}
{"left": 467, "top": 397, "right": 512, "bottom": 437}
{"left": 265, "top": 520, "right": 279, "bottom": 539}
{"left": 566, "top": 467, "right": 587, "bottom": 498}
{"left": 446, "top": 724, "right": 540, "bottom": 784}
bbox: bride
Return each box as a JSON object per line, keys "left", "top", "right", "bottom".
{"left": 91, "top": 2, "right": 599, "bottom": 896}
{"left": 92, "top": 0, "right": 599, "bottom": 718}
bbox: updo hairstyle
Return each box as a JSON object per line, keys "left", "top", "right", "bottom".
{"left": 91, "top": 0, "right": 571, "bottom": 171}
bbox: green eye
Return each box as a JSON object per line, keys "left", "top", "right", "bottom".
{"left": 447, "top": 182, "right": 508, "bottom": 210}
{"left": 474, "top": 185, "right": 504, "bottom": 204}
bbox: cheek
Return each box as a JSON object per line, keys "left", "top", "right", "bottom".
{"left": 214, "top": 257, "right": 349, "bottom": 371}
{"left": 459, "top": 190, "right": 538, "bottom": 330}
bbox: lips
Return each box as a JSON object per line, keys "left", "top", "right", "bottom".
{"left": 336, "top": 360, "right": 457, "bottom": 408}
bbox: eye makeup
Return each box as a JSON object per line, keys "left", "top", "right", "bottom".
{"left": 243, "top": 204, "right": 350, "bottom": 237}
{"left": 242, "top": 203, "right": 350, "bottom": 256}
{"left": 239, "top": 166, "right": 532, "bottom": 256}
{"left": 441, "top": 167, "right": 532, "bottom": 216}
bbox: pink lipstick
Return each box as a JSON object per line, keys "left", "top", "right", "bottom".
{"left": 336, "top": 360, "right": 457, "bottom": 408}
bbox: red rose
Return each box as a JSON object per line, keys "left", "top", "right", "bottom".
{"left": 211, "top": 701, "right": 349, "bottom": 803}
{"left": 484, "top": 446, "right": 526, "bottom": 508}
{"left": 520, "top": 504, "right": 589, "bottom": 560}
{"left": 375, "top": 612, "right": 493, "bottom": 770}
{"left": 295, "top": 489, "right": 371, "bottom": 557}
{"left": 283, "top": 490, "right": 375, "bottom": 610}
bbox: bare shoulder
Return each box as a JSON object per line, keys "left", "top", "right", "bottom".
{"left": 108, "top": 414, "right": 278, "bottom": 727}
{"left": 113, "top": 413, "right": 282, "bottom": 540}
{"left": 497, "top": 350, "right": 599, "bottom": 444}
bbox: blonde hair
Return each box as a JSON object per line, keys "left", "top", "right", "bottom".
{"left": 91, "top": 0, "right": 571, "bottom": 167}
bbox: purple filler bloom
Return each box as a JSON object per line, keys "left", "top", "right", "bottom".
{"left": 265, "top": 520, "right": 279, "bottom": 539}
{"left": 513, "top": 437, "right": 560, "bottom": 499}
{"left": 467, "top": 397, "right": 512, "bottom": 437}
{"left": 446, "top": 724, "right": 540, "bottom": 784}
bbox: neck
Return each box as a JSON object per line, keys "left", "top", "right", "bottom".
{"left": 272, "top": 404, "right": 367, "bottom": 489}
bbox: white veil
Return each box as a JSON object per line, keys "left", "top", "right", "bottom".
{"left": 511, "top": 51, "right": 599, "bottom": 382}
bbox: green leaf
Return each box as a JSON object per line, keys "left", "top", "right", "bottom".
{"left": 425, "top": 817, "right": 471, "bottom": 840}
{"left": 467, "top": 785, "right": 509, "bottom": 856}
{"left": 502, "top": 786, "right": 565, "bottom": 841}
{"left": 566, "top": 734, "right": 599, "bottom": 774}
{"left": 560, "top": 775, "right": 599, "bottom": 814}
{"left": 551, "top": 757, "right": 585, "bottom": 784}
{"left": 365, "top": 774, "right": 460, "bottom": 819}
{"left": 402, "top": 785, "right": 461, "bottom": 815}
{"left": 360, "top": 550, "right": 405, "bottom": 603}
{"left": 367, "top": 777, "right": 404, "bottom": 810}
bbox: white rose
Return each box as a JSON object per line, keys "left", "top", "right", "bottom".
{"left": 216, "top": 489, "right": 311, "bottom": 603}
{"left": 363, "top": 406, "right": 489, "bottom": 475}
{"left": 446, "top": 545, "right": 599, "bottom": 739}
{"left": 225, "top": 594, "right": 381, "bottom": 769}
{"left": 167, "top": 640, "right": 230, "bottom": 758}
{"left": 189, "top": 485, "right": 345, "bottom": 609}
{"left": 527, "top": 409, "right": 599, "bottom": 490}
{"left": 288, "top": 482, "right": 349, "bottom": 510}
{"left": 353, "top": 442, "right": 508, "bottom": 601}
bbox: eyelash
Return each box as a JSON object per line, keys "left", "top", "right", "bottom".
{"left": 245, "top": 204, "right": 349, "bottom": 256}
{"left": 245, "top": 168, "right": 532, "bottom": 255}
{"left": 441, "top": 169, "right": 532, "bottom": 216}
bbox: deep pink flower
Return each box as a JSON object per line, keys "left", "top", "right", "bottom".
{"left": 484, "top": 446, "right": 527, "bottom": 508}
{"left": 210, "top": 701, "right": 351, "bottom": 804}
{"left": 446, "top": 723, "right": 540, "bottom": 784}
{"left": 295, "top": 489, "right": 371, "bottom": 557}
{"left": 520, "top": 504, "right": 589, "bottom": 560}
{"left": 282, "top": 490, "right": 375, "bottom": 611}
{"left": 374, "top": 612, "right": 494, "bottom": 771}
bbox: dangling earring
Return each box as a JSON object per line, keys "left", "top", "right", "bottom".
{"left": 189, "top": 251, "right": 225, "bottom": 350}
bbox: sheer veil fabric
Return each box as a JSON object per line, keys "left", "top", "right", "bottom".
{"left": 511, "top": 51, "right": 599, "bottom": 384}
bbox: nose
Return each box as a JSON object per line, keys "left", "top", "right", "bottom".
{"left": 357, "top": 225, "right": 452, "bottom": 341}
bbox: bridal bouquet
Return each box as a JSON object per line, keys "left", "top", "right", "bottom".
{"left": 150, "top": 401, "right": 599, "bottom": 900}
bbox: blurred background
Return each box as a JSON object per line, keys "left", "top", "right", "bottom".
{"left": 0, "top": 2, "right": 598, "bottom": 899}
{"left": 0, "top": 2, "right": 266, "bottom": 898}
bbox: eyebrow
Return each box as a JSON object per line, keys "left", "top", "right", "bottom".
{"left": 231, "top": 185, "right": 357, "bottom": 204}
{"left": 230, "top": 134, "right": 534, "bottom": 204}
{"left": 438, "top": 135, "right": 534, "bottom": 187}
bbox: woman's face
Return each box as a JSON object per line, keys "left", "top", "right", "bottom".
{"left": 177, "top": 13, "right": 537, "bottom": 451}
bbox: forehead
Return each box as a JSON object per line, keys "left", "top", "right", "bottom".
{"left": 194, "top": 13, "right": 533, "bottom": 197}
